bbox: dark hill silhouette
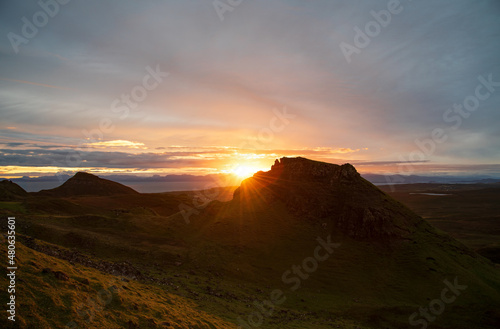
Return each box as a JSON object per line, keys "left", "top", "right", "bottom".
{"left": 0, "top": 179, "right": 28, "bottom": 200}
{"left": 37, "top": 172, "right": 139, "bottom": 197}
{"left": 235, "top": 157, "right": 422, "bottom": 239}
{"left": 5, "top": 158, "right": 500, "bottom": 328}
{"left": 169, "top": 157, "right": 500, "bottom": 327}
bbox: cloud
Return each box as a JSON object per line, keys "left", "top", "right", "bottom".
{"left": 0, "top": 0, "right": 499, "bottom": 174}
{"left": 83, "top": 140, "right": 147, "bottom": 149}
{"left": 0, "top": 77, "right": 75, "bottom": 91}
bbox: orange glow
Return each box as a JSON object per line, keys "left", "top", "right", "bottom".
{"left": 0, "top": 166, "right": 213, "bottom": 179}
{"left": 231, "top": 165, "right": 267, "bottom": 179}
{"left": 83, "top": 140, "right": 147, "bottom": 149}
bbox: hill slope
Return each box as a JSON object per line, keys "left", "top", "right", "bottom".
{"left": 3, "top": 158, "right": 500, "bottom": 328}
{"left": 0, "top": 240, "right": 237, "bottom": 329}
{"left": 170, "top": 157, "right": 500, "bottom": 327}
{"left": 37, "top": 172, "right": 139, "bottom": 197}
{"left": 0, "top": 180, "right": 28, "bottom": 201}
{"left": 235, "top": 157, "right": 422, "bottom": 239}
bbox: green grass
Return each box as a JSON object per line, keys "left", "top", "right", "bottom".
{"left": 381, "top": 184, "right": 500, "bottom": 262}
{"left": 0, "top": 201, "right": 25, "bottom": 213}
{"left": 2, "top": 180, "right": 500, "bottom": 328}
{"left": 0, "top": 242, "right": 237, "bottom": 329}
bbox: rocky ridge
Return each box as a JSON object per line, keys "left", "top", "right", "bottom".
{"left": 235, "top": 157, "right": 422, "bottom": 239}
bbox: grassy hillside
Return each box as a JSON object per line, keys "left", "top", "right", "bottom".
{"left": 0, "top": 240, "right": 237, "bottom": 329}
{"left": 1, "top": 159, "right": 499, "bottom": 328}
{"left": 381, "top": 183, "right": 500, "bottom": 263}
{"left": 0, "top": 180, "right": 28, "bottom": 201}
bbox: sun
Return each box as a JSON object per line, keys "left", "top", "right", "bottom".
{"left": 231, "top": 165, "right": 263, "bottom": 179}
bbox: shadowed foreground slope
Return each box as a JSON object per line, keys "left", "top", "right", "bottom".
{"left": 1, "top": 157, "right": 499, "bottom": 328}
{"left": 0, "top": 241, "right": 236, "bottom": 329}
{"left": 178, "top": 157, "right": 500, "bottom": 327}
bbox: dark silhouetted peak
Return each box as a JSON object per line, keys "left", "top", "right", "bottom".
{"left": 39, "top": 172, "right": 139, "bottom": 197}
{"left": 234, "top": 157, "right": 422, "bottom": 240}
{"left": 268, "top": 157, "right": 360, "bottom": 183}
{"left": 0, "top": 179, "right": 28, "bottom": 200}
{"left": 72, "top": 172, "right": 101, "bottom": 180}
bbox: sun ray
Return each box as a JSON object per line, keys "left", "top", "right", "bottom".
{"left": 231, "top": 165, "right": 267, "bottom": 179}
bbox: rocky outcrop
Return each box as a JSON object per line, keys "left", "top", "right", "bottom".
{"left": 268, "top": 157, "right": 359, "bottom": 183}
{"left": 234, "top": 157, "right": 421, "bottom": 240}
{"left": 21, "top": 236, "right": 143, "bottom": 279}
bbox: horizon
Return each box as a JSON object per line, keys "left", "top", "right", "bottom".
{"left": 4, "top": 157, "right": 500, "bottom": 193}
{"left": 1, "top": 2, "right": 500, "bottom": 327}
{"left": 1, "top": 1, "right": 500, "bottom": 179}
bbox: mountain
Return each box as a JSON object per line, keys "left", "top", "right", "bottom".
{"left": 0, "top": 179, "right": 28, "bottom": 200}
{"left": 175, "top": 157, "right": 500, "bottom": 327}
{"left": 235, "top": 158, "right": 422, "bottom": 239}
{"left": 2, "top": 158, "right": 499, "bottom": 328}
{"left": 37, "top": 172, "right": 139, "bottom": 197}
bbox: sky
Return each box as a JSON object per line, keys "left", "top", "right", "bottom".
{"left": 1, "top": 0, "right": 500, "bottom": 180}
